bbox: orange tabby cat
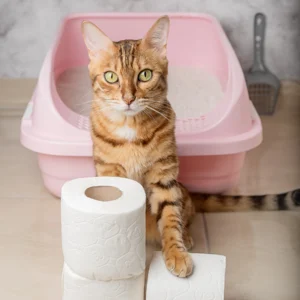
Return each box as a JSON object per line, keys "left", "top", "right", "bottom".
{"left": 81, "top": 16, "right": 300, "bottom": 278}
{"left": 82, "top": 16, "right": 195, "bottom": 277}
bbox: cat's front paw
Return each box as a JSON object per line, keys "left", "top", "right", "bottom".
{"left": 183, "top": 234, "right": 194, "bottom": 250}
{"left": 164, "top": 250, "right": 193, "bottom": 277}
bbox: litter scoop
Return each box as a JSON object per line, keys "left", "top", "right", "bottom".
{"left": 246, "top": 13, "right": 280, "bottom": 115}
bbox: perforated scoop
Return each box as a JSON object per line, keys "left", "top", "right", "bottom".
{"left": 246, "top": 13, "right": 280, "bottom": 115}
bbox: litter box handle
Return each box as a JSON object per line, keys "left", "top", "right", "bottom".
{"left": 22, "top": 101, "right": 33, "bottom": 125}
{"left": 22, "top": 85, "right": 37, "bottom": 126}
{"left": 252, "top": 13, "right": 266, "bottom": 72}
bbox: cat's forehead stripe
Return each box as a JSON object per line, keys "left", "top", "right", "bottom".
{"left": 116, "top": 40, "right": 138, "bottom": 69}
{"left": 130, "top": 44, "right": 136, "bottom": 68}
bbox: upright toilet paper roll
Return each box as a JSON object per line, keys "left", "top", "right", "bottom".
{"left": 63, "top": 264, "right": 145, "bottom": 300}
{"left": 61, "top": 177, "right": 146, "bottom": 281}
{"left": 146, "top": 252, "right": 226, "bottom": 300}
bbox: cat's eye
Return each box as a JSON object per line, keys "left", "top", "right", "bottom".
{"left": 104, "top": 71, "right": 118, "bottom": 83}
{"left": 138, "top": 69, "right": 152, "bottom": 82}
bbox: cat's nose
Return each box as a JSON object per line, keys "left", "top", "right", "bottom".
{"left": 123, "top": 95, "right": 136, "bottom": 105}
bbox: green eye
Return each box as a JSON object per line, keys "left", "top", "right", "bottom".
{"left": 138, "top": 69, "right": 152, "bottom": 82}
{"left": 104, "top": 71, "right": 118, "bottom": 83}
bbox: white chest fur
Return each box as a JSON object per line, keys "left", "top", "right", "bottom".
{"left": 114, "top": 125, "right": 137, "bottom": 141}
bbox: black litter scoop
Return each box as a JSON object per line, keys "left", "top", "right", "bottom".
{"left": 246, "top": 13, "right": 280, "bottom": 115}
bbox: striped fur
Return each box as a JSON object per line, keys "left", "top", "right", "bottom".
{"left": 83, "top": 16, "right": 194, "bottom": 277}
{"left": 191, "top": 190, "right": 300, "bottom": 212}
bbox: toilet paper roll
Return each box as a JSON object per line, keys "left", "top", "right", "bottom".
{"left": 61, "top": 177, "right": 146, "bottom": 281}
{"left": 63, "top": 264, "right": 145, "bottom": 300}
{"left": 146, "top": 252, "right": 226, "bottom": 300}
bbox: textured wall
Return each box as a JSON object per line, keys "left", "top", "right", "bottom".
{"left": 0, "top": 0, "right": 299, "bottom": 79}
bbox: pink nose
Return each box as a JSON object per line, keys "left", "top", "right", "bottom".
{"left": 123, "top": 96, "right": 135, "bottom": 105}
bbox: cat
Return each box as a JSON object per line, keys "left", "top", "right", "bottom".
{"left": 81, "top": 15, "right": 300, "bottom": 278}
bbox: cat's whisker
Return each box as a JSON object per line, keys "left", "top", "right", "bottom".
{"left": 142, "top": 109, "right": 161, "bottom": 126}
{"left": 98, "top": 104, "right": 114, "bottom": 111}
{"left": 75, "top": 99, "right": 94, "bottom": 107}
{"left": 145, "top": 105, "right": 170, "bottom": 121}
{"left": 71, "top": 90, "right": 94, "bottom": 105}
{"left": 143, "top": 100, "right": 172, "bottom": 107}
{"left": 106, "top": 100, "right": 120, "bottom": 104}
{"left": 142, "top": 109, "right": 152, "bottom": 119}
{"left": 75, "top": 99, "right": 105, "bottom": 110}
{"left": 150, "top": 103, "right": 173, "bottom": 110}
{"left": 57, "top": 83, "right": 92, "bottom": 90}
{"left": 93, "top": 106, "right": 113, "bottom": 116}
{"left": 78, "top": 107, "right": 92, "bottom": 114}
{"left": 79, "top": 102, "right": 112, "bottom": 114}
{"left": 139, "top": 98, "right": 172, "bottom": 109}
{"left": 95, "top": 81, "right": 110, "bottom": 93}
{"left": 140, "top": 100, "right": 173, "bottom": 114}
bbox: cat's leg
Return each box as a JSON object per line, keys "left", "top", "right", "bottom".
{"left": 179, "top": 183, "right": 196, "bottom": 251}
{"left": 94, "top": 156, "right": 127, "bottom": 177}
{"left": 182, "top": 229, "right": 194, "bottom": 251}
{"left": 145, "top": 170, "right": 193, "bottom": 278}
{"left": 144, "top": 205, "right": 196, "bottom": 250}
{"left": 146, "top": 209, "right": 161, "bottom": 245}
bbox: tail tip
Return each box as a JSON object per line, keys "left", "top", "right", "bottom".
{"left": 292, "top": 189, "right": 300, "bottom": 206}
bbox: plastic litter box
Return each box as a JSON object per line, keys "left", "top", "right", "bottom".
{"left": 20, "top": 13, "right": 262, "bottom": 197}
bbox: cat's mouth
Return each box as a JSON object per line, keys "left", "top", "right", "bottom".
{"left": 121, "top": 101, "right": 144, "bottom": 116}
{"left": 104, "top": 99, "right": 144, "bottom": 116}
{"left": 123, "top": 107, "right": 142, "bottom": 116}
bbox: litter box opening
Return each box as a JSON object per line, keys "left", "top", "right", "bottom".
{"left": 52, "top": 15, "right": 229, "bottom": 130}
{"left": 55, "top": 64, "right": 227, "bottom": 122}
{"left": 51, "top": 14, "right": 235, "bottom": 132}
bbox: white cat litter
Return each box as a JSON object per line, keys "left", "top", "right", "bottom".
{"left": 56, "top": 65, "right": 223, "bottom": 119}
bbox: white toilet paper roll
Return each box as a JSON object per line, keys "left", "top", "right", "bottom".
{"left": 63, "top": 264, "right": 145, "bottom": 300}
{"left": 146, "top": 252, "right": 226, "bottom": 300}
{"left": 61, "top": 177, "right": 146, "bottom": 281}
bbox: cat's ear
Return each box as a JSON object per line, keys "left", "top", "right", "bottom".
{"left": 81, "top": 21, "right": 113, "bottom": 58}
{"left": 141, "top": 15, "right": 170, "bottom": 57}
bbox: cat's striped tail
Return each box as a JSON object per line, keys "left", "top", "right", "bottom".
{"left": 191, "top": 189, "right": 300, "bottom": 212}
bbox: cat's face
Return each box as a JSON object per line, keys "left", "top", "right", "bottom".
{"left": 82, "top": 16, "right": 169, "bottom": 118}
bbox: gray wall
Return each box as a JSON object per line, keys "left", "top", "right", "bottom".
{"left": 0, "top": 0, "right": 299, "bottom": 79}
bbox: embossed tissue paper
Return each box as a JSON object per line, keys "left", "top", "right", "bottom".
{"left": 61, "top": 177, "right": 146, "bottom": 281}
{"left": 62, "top": 264, "right": 145, "bottom": 300}
{"left": 146, "top": 251, "right": 226, "bottom": 300}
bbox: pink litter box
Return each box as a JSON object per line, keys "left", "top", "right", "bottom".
{"left": 20, "top": 13, "right": 262, "bottom": 198}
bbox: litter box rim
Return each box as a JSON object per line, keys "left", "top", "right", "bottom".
{"left": 21, "top": 99, "right": 262, "bottom": 157}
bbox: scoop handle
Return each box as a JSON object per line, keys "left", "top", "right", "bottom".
{"left": 252, "top": 13, "right": 267, "bottom": 72}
